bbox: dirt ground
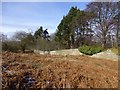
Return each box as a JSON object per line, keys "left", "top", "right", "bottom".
{"left": 1, "top": 51, "right": 118, "bottom": 89}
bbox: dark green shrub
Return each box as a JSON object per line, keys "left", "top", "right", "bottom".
{"left": 20, "top": 43, "right": 26, "bottom": 53}
{"left": 2, "top": 41, "right": 21, "bottom": 52}
{"left": 79, "top": 45, "right": 103, "bottom": 55}
{"left": 2, "top": 42, "right": 8, "bottom": 51}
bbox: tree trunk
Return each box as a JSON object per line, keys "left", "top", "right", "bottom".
{"left": 70, "top": 34, "right": 74, "bottom": 49}
{"left": 110, "top": 34, "right": 114, "bottom": 48}
{"left": 115, "top": 30, "right": 118, "bottom": 48}
{"left": 68, "top": 40, "right": 71, "bottom": 49}
{"left": 102, "top": 33, "right": 106, "bottom": 49}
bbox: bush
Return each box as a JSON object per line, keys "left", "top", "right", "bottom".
{"left": 79, "top": 45, "right": 103, "bottom": 55}
{"left": 2, "top": 41, "right": 21, "bottom": 52}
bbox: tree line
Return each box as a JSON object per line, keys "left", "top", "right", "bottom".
{"left": 55, "top": 2, "right": 119, "bottom": 49}
{"left": 2, "top": 27, "right": 59, "bottom": 52}
{"left": 1, "top": 2, "right": 120, "bottom": 52}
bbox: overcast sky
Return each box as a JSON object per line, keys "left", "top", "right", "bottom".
{"left": 1, "top": 2, "right": 90, "bottom": 38}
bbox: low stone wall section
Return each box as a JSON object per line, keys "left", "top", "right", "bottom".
{"left": 34, "top": 49, "right": 83, "bottom": 56}
{"left": 90, "top": 49, "right": 119, "bottom": 61}
{"left": 34, "top": 49, "right": 119, "bottom": 61}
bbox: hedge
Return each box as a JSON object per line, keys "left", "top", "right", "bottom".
{"left": 79, "top": 45, "right": 103, "bottom": 55}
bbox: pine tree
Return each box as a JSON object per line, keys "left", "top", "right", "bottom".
{"left": 34, "top": 26, "right": 43, "bottom": 39}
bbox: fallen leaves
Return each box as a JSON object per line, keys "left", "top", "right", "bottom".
{"left": 1, "top": 51, "right": 118, "bottom": 89}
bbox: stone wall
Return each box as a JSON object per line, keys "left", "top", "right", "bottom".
{"left": 90, "top": 50, "right": 119, "bottom": 61}
{"left": 34, "top": 49, "right": 83, "bottom": 56}
{"left": 34, "top": 49, "right": 119, "bottom": 61}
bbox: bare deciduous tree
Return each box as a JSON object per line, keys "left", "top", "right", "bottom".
{"left": 86, "top": 2, "right": 119, "bottom": 48}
